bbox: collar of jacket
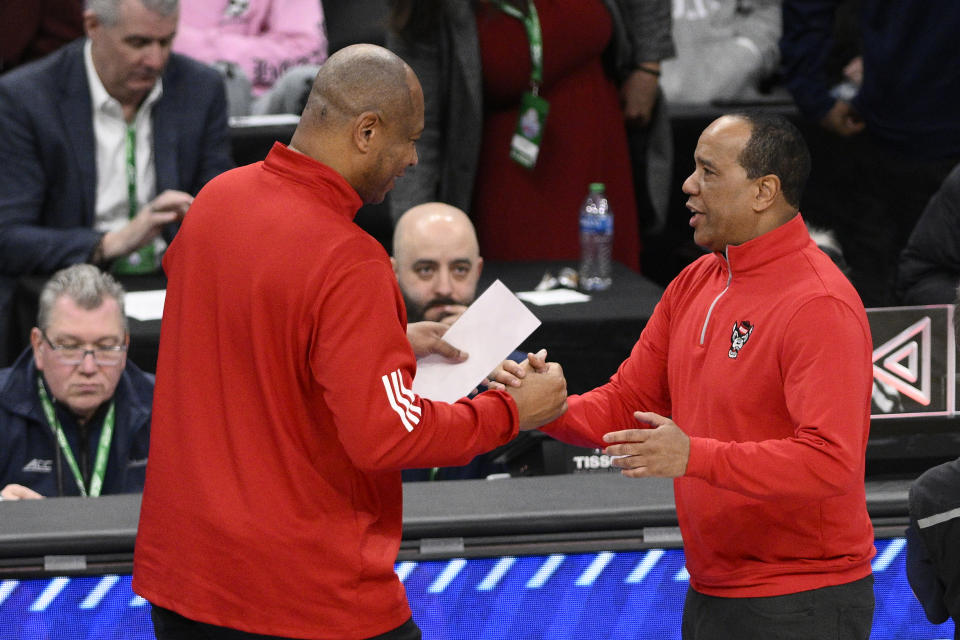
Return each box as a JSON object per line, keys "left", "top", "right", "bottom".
{"left": 715, "top": 213, "right": 810, "bottom": 276}
{"left": 262, "top": 142, "right": 364, "bottom": 221}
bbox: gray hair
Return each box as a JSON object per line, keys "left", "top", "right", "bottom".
{"left": 86, "top": 0, "right": 179, "bottom": 25}
{"left": 37, "top": 264, "right": 128, "bottom": 332}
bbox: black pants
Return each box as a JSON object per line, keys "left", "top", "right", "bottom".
{"left": 151, "top": 605, "right": 422, "bottom": 640}
{"left": 681, "top": 575, "right": 874, "bottom": 640}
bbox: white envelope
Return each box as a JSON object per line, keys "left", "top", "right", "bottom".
{"left": 412, "top": 280, "right": 541, "bottom": 402}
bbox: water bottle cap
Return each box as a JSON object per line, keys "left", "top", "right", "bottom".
{"left": 589, "top": 182, "right": 605, "bottom": 192}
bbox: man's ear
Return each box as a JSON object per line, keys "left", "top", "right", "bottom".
{"left": 30, "top": 327, "right": 44, "bottom": 371}
{"left": 353, "top": 111, "right": 380, "bottom": 152}
{"left": 83, "top": 10, "right": 100, "bottom": 38}
{"left": 390, "top": 256, "right": 399, "bottom": 277}
{"left": 754, "top": 174, "right": 781, "bottom": 212}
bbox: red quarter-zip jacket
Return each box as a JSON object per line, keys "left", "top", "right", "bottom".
{"left": 544, "top": 214, "right": 875, "bottom": 597}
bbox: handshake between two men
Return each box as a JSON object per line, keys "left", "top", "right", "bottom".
{"left": 495, "top": 349, "right": 689, "bottom": 478}
{"left": 406, "top": 320, "right": 568, "bottom": 430}
{"left": 408, "top": 320, "right": 690, "bottom": 480}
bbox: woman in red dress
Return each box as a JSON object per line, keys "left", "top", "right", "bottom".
{"left": 387, "top": 0, "right": 675, "bottom": 272}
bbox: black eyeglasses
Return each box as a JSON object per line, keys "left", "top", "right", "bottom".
{"left": 41, "top": 331, "right": 127, "bottom": 366}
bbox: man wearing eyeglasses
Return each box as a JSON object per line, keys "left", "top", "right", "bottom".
{"left": 0, "top": 264, "right": 154, "bottom": 499}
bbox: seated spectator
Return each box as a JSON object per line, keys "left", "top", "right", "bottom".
{"left": 896, "top": 163, "right": 960, "bottom": 306}
{"left": 0, "top": 0, "right": 234, "bottom": 365}
{"left": 391, "top": 201, "right": 484, "bottom": 325}
{"left": 392, "top": 202, "right": 533, "bottom": 480}
{"left": 173, "top": 0, "right": 328, "bottom": 116}
{"left": 0, "top": 265, "right": 153, "bottom": 500}
{"left": 0, "top": 0, "right": 83, "bottom": 74}
{"left": 659, "top": 0, "right": 781, "bottom": 104}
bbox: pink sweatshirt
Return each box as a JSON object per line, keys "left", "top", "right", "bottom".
{"left": 174, "top": 0, "right": 327, "bottom": 95}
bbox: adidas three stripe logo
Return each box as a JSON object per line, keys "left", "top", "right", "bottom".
{"left": 381, "top": 369, "right": 422, "bottom": 432}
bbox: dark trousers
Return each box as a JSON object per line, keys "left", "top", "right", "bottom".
{"left": 681, "top": 574, "right": 874, "bottom": 640}
{"left": 151, "top": 605, "right": 422, "bottom": 640}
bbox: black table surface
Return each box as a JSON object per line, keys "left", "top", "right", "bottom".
{"left": 478, "top": 260, "right": 663, "bottom": 394}
{"left": 13, "top": 261, "right": 663, "bottom": 394}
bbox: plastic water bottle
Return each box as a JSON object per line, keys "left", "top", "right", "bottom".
{"left": 578, "top": 182, "right": 613, "bottom": 291}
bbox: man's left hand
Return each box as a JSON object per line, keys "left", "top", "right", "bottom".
{"left": 621, "top": 67, "right": 660, "bottom": 128}
{"left": 602, "top": 411, "right": 690, "bottom": 478}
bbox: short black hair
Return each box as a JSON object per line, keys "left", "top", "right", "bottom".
{"left": 733, "top": 111, "right": 811, "bottom": 209}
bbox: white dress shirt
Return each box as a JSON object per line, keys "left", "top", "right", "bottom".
{"left": 83, "top": 39, "right": 166, "bottom": 256}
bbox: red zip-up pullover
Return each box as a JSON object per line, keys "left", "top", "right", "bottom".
{"left": 132, "top": 144, "right": 519, "bottom": 638}
{"left": 544, "top": 214, "right": 875, "bottom": 597}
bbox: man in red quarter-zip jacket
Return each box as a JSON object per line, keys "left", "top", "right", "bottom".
{"left": 540, "top": 112, "right": 875, "bottom": 639}
{"left": 132, "top": 44, "right": 567, "bottom": 640}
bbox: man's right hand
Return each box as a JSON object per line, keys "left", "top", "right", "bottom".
{"left": 505, "top": 354, "right": 567, "bottom": 430}
{"left": 407, "top": 321, "right": 467, "bottom": 362}
{"left": 100, "top": 189, "right": 194, "bottom": 260}
{"left": 1, "top": 484, "right": 44, "bottom": 500}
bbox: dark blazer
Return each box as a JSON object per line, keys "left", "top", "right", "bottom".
{"left": 0, "top": 37, "right": 234, "bottom": 275}
{"left": 0, "top": 38, "right": 234, "bottom": 363}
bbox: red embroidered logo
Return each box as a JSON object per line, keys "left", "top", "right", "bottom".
{"left": 728, "top": 321, "right": 754, "bottom": 359}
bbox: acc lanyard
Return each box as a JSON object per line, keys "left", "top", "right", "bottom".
{"left": 126, "top": 124, "right": 137, "bottom": 220}
{"left": 37, "top": 375, "right": 115, "bottom": 497}
{"left": 491, "top": 0, "right": 544, "bottom": 93}
{"left": 114, "top": 123, "right": 155, "bottom": 273}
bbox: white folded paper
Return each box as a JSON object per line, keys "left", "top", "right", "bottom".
{"left": 412, "top": 280, "right": 541, "bottom": 402}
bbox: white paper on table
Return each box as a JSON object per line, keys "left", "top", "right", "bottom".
{"left": 516, "top": 288, "right": 591, "bottom": 306}
{"left": 412, "top": 280, "right": 541, "bottom": 403}
{"left": 228, "top": 113, "right": 300, "bottom": 128}
{"left": 124, "top": 290, "right": 166, "bottom": 321}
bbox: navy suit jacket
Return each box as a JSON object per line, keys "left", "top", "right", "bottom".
{"left": 0, "top": 38, "right": 234, "bottom": 274}
{"left": 0, "top": 38, "right": 234, "bottom": 364}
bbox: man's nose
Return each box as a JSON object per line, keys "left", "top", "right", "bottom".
{"left": 143, "top": 43, "right": 165, "bottom": 70}
{"left": 78, "top": 351, "right": 99, "bottom": 374}
{"left": 433, "top": 269, "right": 454, "bottom": 296}
{"left": 681, "top": 171, "right": 698, "bottom": 195}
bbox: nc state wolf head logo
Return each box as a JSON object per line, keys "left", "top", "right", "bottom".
{"left": 728, "top": 321, "right": 754, "bottom": 359}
